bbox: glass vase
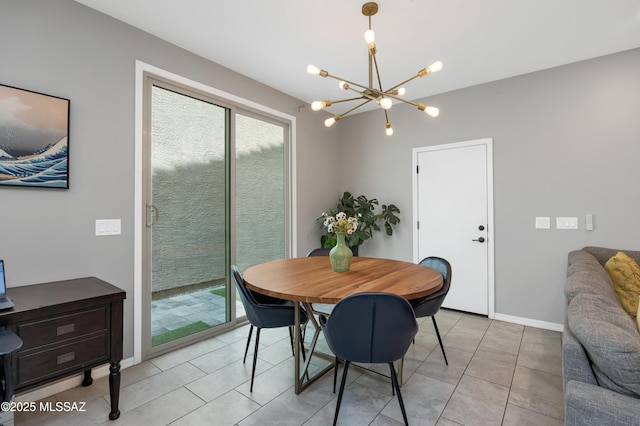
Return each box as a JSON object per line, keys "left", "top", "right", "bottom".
{"left": 329, "top": 232, "right": 353, "bottom": 272}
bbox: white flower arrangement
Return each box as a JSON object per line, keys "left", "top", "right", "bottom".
{"left": 321, "top": 211, "right": 359, "bottom": 235}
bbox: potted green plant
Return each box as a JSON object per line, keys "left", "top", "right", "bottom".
{"left": 318, "top": 191, "right": 401, "bottom": 253}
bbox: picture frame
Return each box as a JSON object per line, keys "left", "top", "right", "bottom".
{"left": 0, "top": 84, "right": 70, "bottom": 189}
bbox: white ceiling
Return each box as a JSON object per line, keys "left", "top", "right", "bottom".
{"left": 75, "top": 0, "right": 640, "bottom": 113}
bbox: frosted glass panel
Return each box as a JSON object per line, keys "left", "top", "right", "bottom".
{"left": 235, "top": 113, "right": 285, "bottom": 271}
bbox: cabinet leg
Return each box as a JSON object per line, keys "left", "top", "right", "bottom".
{"left": 82, "top": 369, "right": 93, "bottom": 386}
{"left": 108, "top": 361, "right": 121, "bottom": 420}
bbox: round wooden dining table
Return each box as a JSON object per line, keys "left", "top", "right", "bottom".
{"left": 243, "top": 256, "right": 443, "bottom": 393}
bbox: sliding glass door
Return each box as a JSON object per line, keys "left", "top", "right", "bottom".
{"left": 143, "top": 81, "right": 230, "bottom": 358}
{"left": 140, "top": 71, "right": 293, "bottom": 360}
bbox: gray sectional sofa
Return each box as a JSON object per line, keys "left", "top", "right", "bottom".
{"left": 563, "top": 246, "right": 640, "bottom": 425}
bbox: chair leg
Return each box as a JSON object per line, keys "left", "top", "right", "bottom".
{"left": 389, "top": 362, "right": 409, "bottom": 426}
{"left": 250, "top": 328, "right": 261, "bottom": 392}
{"left": 288, "top": 326, "right": 295, "bottom": 357}
{"left": 333, "top": 360, "right": 350, "bottom": 426}
{"left": 432, "top": 316, "right": 448, "bottom": 365}
{"left": 243, "top": 325, "right": 254, "bottom": 363}
{"left": 332, "top": 357, "right": 339, "bottom": 393}
{"left": 298, "top": 326, "right": 307, "bottom": 362}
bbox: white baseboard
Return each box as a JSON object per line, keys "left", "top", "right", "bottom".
{"left": 494, "top": 313, "right": 564, "bottom": 332}
{"left": 15, "top": 357, "right": 136, "bottom": 403}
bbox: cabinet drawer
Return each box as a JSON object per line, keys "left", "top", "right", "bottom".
{"left": 17, "top": 333, "right": 108, "bottom": 386}
{"left": 17, "top": 307, "right": 107, "bottom": 349}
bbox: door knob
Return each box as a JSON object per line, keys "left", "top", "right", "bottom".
{"left": 472, "top": 237, "right": 486, "bottom": 243}
{"left": 478, "top": 225, "right": 485, "bottom": 231}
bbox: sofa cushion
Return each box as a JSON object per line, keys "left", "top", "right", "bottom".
{"left": 569, "top": 249, "right": 600, "bottom": 266}
{"left": 565, "top": 270, "right": 617, "bottom": 305}
{"left": 567, "top": 261, "right": 612, "bottom": 282}
{"left": 604, "top": 251, "right": 640, "bottom": 317}
{"left": 584, "top": 246, "right": 640, "bottom": 267}
{"left": 568, "top": 292, "right": 640, "bottom": 398}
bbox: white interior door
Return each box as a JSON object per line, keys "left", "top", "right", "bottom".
{"left": 413, "top": 139, "right": 494, "bottom": 316}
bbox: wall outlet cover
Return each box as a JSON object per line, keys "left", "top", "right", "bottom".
{"left": 556, "top": 217, "right": 578, "bottom": 230}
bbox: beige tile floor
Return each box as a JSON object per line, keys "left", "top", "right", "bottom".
{"left": 15, "top": 309, "right": 564, "bottom": 425}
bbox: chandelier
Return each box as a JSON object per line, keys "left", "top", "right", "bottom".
{"left": 307, "top": 2, "right": 443, "bottom": 136}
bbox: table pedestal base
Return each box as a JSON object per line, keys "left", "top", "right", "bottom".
{"left": 293, "top": 301, "right": 404, "bottom": 394}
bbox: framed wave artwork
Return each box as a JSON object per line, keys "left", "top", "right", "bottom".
{"left": 0, "top": 84, "right": 70, "bottom": 189}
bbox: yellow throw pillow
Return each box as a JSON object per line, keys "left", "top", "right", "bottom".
{"left": 605, "top": 251, "right": 640, "bottom": 317}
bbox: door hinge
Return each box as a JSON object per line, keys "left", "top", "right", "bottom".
{"left": 416, "top": 165, "right": 419, "bottom": 174}
{"left": 417, "top": 221, "right": 420, "bottom": 229}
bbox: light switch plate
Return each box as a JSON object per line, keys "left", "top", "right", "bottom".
{"left": 585, "top": 214, "right": 594, "bottom": 231}
{"left": 535, "top": 217, "right": 550, "bottom": 229}
{"left": 96, "top": 219, "right": 121, "bottom": 236}
{"left": 556, "top": 217, "right": 578, "bottom": 230}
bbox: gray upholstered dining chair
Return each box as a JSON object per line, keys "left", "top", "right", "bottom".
{"left": 231, "top": 265, "right": 307, "bottom": 392}
{"left": 410, "top": 256, "right": 452, "bottom": 365}
{"left": 320, "top": 292, "right": 418, "bottom": 426}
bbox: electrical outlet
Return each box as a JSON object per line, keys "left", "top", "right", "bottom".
{"left": 556, "top": 217, "right": 578, "bottom": 230}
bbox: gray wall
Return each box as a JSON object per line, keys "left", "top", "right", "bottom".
{"left": 337, "top": 48, "right": 640, "bottom": 324}
{"left": 1, "top": 0, "right": 637, "bottom": 360}
{"left": 0, "top": 0, "right": 340, "bottom": 359}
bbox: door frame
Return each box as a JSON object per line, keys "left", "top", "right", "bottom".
{"left": 411, "top": 138, "right": 495, "bottom": 319}
{"left": 133, "top": 61, "right": 297, "bottom": 364}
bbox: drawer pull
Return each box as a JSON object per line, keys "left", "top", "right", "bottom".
{"left": 57, "top": 352, "right": 75, "bottom": 365}
{"left": 57, "top": 324, "right": 75, "bottom": 336}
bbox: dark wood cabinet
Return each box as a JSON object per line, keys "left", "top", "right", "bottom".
{"left": 0, "top": 277, "right": 125, "bottom": 420}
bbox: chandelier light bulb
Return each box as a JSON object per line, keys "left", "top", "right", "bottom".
{"left": 427, "top": 61, "right": 443, "bottom": 73}
{"left": 325, "top": 115, "right": 342, "bottom": 127}
{"left": 339, "top": 81, "right": 349, "bottom": 90}
{"left": 425, "top": 106, "right": 440, "bottom": 117}
{"left": 380, "top": 97, "right": 393, "bottom": 110}
{"left": 306, "top": 64, "right": 321, "bottom": 75}
{"left": 397, "top": 87, "right": 406, "bottom": 96}
{"left": 364, "top": 29, "right": 375, "bottom": 45}
{"left": 311, "top": 101, "right": 327, "bottom": 111}
{"left": 385, "top": 122, "right": 394, "bottom": 136}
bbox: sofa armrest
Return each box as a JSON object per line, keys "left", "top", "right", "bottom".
{"left": 565, "top": 380, "right": 640, "bottom": 426}
{"left": 562, "top": 323, "right": 598, "bottom": 388}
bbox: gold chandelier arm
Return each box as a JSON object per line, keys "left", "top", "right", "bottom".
{"left": 382, "top": 94, "right": 439, "bottom": 117}
{"left": 386, "top": 72, "right": 422, "bottom": 93}
{"left": 383, "top": 91, "right": 419, "bottom": 107}
{"left": 335, "top": 99, "right": 372, "bottom": 119}
{"left": 387, "top": 63, "right": 442, "bottom": 92}
{"left": 329, "top": 96, "right": 368, "bottom": 105}
{"left": 371, "top": 50, "right": 386, "bottom": 96}
{"left": 322, "top": 73, "right": 372, "bottom": 93}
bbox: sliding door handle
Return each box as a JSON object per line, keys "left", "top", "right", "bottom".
{"left": 146, "top": 204, "right": 159, "bottom": 227}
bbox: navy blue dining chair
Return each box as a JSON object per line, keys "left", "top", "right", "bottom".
{"left": 320, "top": 292, "right": 418, "bottom": 426}
{"left": 410, "top": 256, "right": 452, "bottom": 365}
{"left": 305, "top": 248, "right": 336, "bottom": 315}
{"left": 306, "top": 248, "right": 332, "bottom": 257}
{"left": 0, "top": 329, "right": 23, "bottom": 404}
{"left": 231, "top": 265, "right": 307, "bottom": 392}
